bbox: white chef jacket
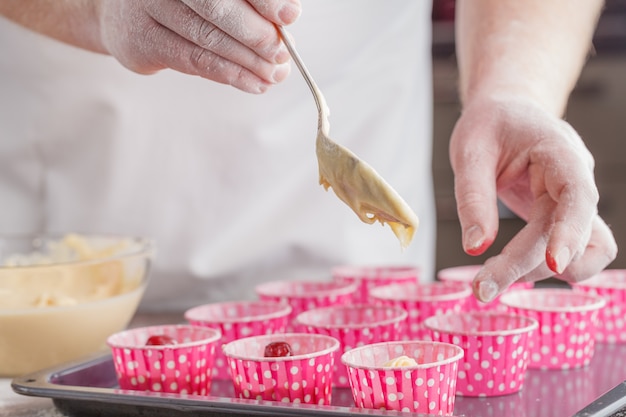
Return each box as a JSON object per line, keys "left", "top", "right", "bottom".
{"left": 0, "top": 0, "right": 435, "bottom": 311}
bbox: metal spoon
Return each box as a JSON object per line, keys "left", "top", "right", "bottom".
{"left": 276, "top": 25, "right": 419, "bottom": 249}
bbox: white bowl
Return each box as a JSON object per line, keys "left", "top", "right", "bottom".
{"left": 0, "top": 233, "right": 154, "bottom": 376}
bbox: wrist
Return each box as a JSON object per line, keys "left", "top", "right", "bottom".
{"left": 459, "top": 66, "right": 571, "bottom": 118}
{"left": 0, "top": 0, "right": 107, "bottom": 55}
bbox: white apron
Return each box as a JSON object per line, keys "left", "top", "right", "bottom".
{"left": 0, "top": 0, "right": 435, "bottom": 311}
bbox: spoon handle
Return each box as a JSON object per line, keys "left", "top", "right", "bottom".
{"left": 276, "top": 25, "right": 330, "bottom": 134}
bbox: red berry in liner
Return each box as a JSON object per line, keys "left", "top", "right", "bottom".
{"left": 145, "top": 335, "right": 177, "bottom": 346}
{"left": 264, "top": 341, "right": 292, "bottom": 357}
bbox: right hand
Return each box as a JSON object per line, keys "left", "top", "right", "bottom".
{"left": 449, "top": 95, "right": 617, "bottom": 302}
{"left": 98, "top": 0, "right": 301, "bottom": 93}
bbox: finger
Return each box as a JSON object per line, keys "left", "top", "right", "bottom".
{"left": 181, "top": 0, "right": 291, "bottom": 63}
{"left": 137, "top": 22, "right": 274, "bottom": 93}
{"left": 247, "top": 0, "right": 302, "bottom": 26}
{"left": 486, "top": 199, "right": 615, "bottom": 290}
{"left": 537, "top": 133, "right": 599, "bottom": 274}
{"left": 472, "top": 193, "right": 556, "bottom": 302}
{"left": 450, "top": 121, "right": 500, "bottom": 256}
{"left": 515, "top": 263, "right": 554, "bottom": 283}
{"left": 146, "top": 2, "right": 291, "bottom": 84}
{"left": 556, "top": 215, "right": 618, "bottom": 283}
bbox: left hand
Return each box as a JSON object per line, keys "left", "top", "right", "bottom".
{"left": 449, "top": 95, "right": 618, "bottom": 302}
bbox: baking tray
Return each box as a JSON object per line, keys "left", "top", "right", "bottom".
{"left": 10, "top": 353, "right": 434, "bottom": 417}
{"left": 11, "top": 343, "right": 626, "bottom": 417}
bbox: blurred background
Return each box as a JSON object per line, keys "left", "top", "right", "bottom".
{"left": 431, "top": 0, "right": 626, "bottom": 272}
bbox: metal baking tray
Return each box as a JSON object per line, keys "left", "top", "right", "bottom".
{"left": 11, "top": 343, "right": 626, "bottom": 417}
{"left": 10, "top": 353, "right": 433, "bottom": 417}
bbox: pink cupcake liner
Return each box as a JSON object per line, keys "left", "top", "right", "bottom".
{"left": 437, "top": 265, "right": 534, "bottom": 311}
{"left": 499, "top": 288, "right": 606, "bottom": 370}
{"left": 425, "top": 312, "right": 538, "bottom": 397}
{"left": 341, "top": 340, "right": 464, "bottom": 415}
{"left": 184, "top": 301, "right": 292, "bottom": 380}
{"left": 332, "top": 265, "right": 420, "bottom": 304}
{"left": 369, "top": 282, "right": 472, "bottom": 340}
{"left": 222, "top": 333, "right": 340, "bottom": 405}
{"left": 107, "top": 324, "right": 221, "bottom": 395}
{"left": 294, "top": 304, "right": 408, "bottom": 387}
{"left": 572, "top": 269, "right": 626, "bottom": 343}
{"left": 255, "top": 280, "right": 358, "bottom": 332}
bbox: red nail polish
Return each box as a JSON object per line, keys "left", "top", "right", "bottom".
{"left": 466, "top": 239, "right": 492, "bottom": 256}
{"left": 546, "top": 250, "right": 558, "bottom": 273}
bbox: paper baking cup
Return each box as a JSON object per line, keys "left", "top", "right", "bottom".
{"left": 572, "top": 269, "right": 626, "bottom": 343}
{"left": 222, "top": 333, "right": 339, "bottom": 405}
{"left": 107, "top": 324, "right": 221, "bottom": 395}
{"left": 500, "top": 288, "right": 606, "bottom": 369}
{"left": 369, "top": 282, "right": 472, "bottom": 340}
{"left": 341, "top": 341, "right": 464, "bottom": 415}
{"left": 425, "top": 312, "right": 538, "bottom": 397}
{"left": 294, "top": 304, "right": 408, "bottom": 387}
{"left": 255, "top": 280, "right": 358, "bottom": 332}
{"left": 332, "top": 265, "right": 420, "bottom": 304}
{"left": 437, "top": 265, "right": 533, "bottom": 311}
{"left": 184, "top": 301, "right": 292, "bottom": 380}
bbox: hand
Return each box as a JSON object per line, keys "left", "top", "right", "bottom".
{"left": 98, "top": 0, "right": 301, "bottom": 93}
{"left": 449, "top": 95, "right": 618, "bottom": 302}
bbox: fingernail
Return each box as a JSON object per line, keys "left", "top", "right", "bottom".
{"left": 271, "top": 62, "right": 291, "bottom": 83}
{"left": 478, "top": 280, "right": 499, "bottom": 303}
{"left": 247, "top": 82, "right": 269, "bottom": 94}
{"left": 551, "top": 247, "right": 571, "bottom": 274}
{"left": 279, "top": 1, "right": 301, "bottom": 25}
{"left": 464, "top": 225, "right": 484, "bottom": 254}
{"left": 274, "top": 45, "right": 290, "bottom": 64}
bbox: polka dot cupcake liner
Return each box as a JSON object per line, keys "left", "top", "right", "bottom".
{"left": 107, "top": 324, "right": 221, "bottom": 395}
{"left": 572, "top": 269, "right": 626, "bottom": 343}
{"left": 341, "top": 340, "right": 464, "bottom": 415}
{"left": 425, "top": 312, "right": 538, "bottom": 397}
{"left": 294, "top": 304, "right": 408, "bottom": 387}
{"left": 437, "top": 265, "right": 533, "bottom": 312}
{"left": 369, "top": 282, "right": 472, "bottom": 340}
{"left": 255, "top": 279, "right": 358, "bottom": 332}
{"left": 184, "top": 300, "right": 292, "bottom": 380}
{"left": 331, "top": 265, "right": 420, "bottom": 304}
{"left": 222, "top": 333, "right": 339, "bottom": 405}
{"left": 500, "top": 288, "right": 606, "bottom": 370}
